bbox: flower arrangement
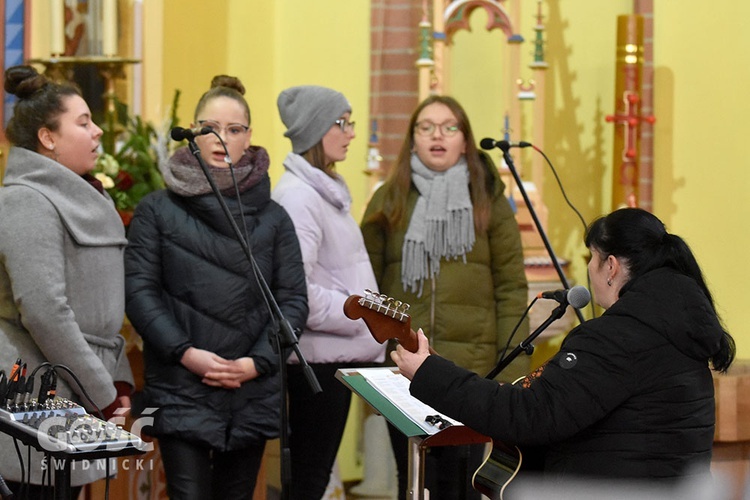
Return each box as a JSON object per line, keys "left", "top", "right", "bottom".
{"left": 94, "top": 91, "right": 181, "bottom": 224}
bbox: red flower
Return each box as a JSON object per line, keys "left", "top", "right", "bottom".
{"left": 117, "top": 210, "right": 134, "bottom": 226}
{"left": 114, "top": 170, "right": 135, "bottom": 191}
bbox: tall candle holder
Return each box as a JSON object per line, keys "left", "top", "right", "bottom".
{"left": 26, "top": 56, "right": 140, "bottom": 154}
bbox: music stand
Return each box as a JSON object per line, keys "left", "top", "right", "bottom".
{"left": 336, "top": 368, "right": 490, "bottom": 500}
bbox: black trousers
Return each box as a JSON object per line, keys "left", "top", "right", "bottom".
{"left": 287, "top": 362, "right": 373, "bottom": 500}
{"left": 158, "top": 436, "right": 265, "bottom": 500}
{"left": 388, "top": 421, "right": 484, "bottom": 500}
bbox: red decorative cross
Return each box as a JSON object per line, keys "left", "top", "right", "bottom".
{"left": 606, "top": 91, "right": 656, "bottom": 206}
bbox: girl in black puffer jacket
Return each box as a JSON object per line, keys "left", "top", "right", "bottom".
{"left": 125, "top": 75, "right": 307, "bottom": 500}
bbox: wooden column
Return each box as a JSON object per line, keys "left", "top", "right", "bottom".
{"left": 633, "top": 0, "right": 655, "bottom": 211}
{"left": 606, "top": 15, "right": 646, "bottom": 209}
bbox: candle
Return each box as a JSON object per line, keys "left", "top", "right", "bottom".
{"left": 50, "top": 0, "right": 65, "bottom": 56}
{"left": 102, "top": 0, "right": 117, "bottom": 56}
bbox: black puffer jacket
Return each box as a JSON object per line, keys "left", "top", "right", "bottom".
{"left": 412, "top": 267, "right": 723, "bottom": 480}
{"left": 125, "top": 174, "right": 307, "bottom": 451}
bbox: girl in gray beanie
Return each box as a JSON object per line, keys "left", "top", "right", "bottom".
{"left": 277, "top": 85, "right": 352, "bottom": 155}
{"left": 273, "top": 86, "right": 386, "bottom": 499}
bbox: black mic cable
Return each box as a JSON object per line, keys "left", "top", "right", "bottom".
{"left": 169, "top": 120, "right": 252, "bottom": 257}
{"left": 0, "top": 472, "right": 14, "bottom": 500}
{"left": 221, "top": 145, "right": 282, "bottom": 352}
{"left": 11, "top": 439, "right": 23, "bottom": 500}
{"left": 528, "top": 144, "right": 588, "bottom": 236}
{"left": 198, "top": 131, "right": 271, "bottom": 346}
{"left": 196, "top": 131, "right": 259, "bottom": 304}
{"left": 481, "top": 138, "right": 587, "bottom": 234}
{"left": 497, "top": 297, "right": 535, "bottom": 365}
{"left": 219, "top": 139, "right": 255, "bottom": 253}
{"left": 527, "top": 143, "right": 596, "bottom": 318}
{"left": 0, "top": 371, "right": 6, "bottom": 406}
{"left": 482, "top": 138, "right": 596, "bottom": 318}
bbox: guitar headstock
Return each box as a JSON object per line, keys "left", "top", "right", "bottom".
{"left": 343, "top": 289, "right": 418, "bottom": 352}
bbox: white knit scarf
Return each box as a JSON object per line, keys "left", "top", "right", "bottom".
{"left": 402, "top": 153, "right": 475, "bottom": 295}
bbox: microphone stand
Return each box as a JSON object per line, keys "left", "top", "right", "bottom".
{"left": 186, "top": 139, "right": 321, "bottom": 500}
{"left": 486, "top": 299, "right": 568, "bottom": 380}
{"left": 497, "top": 143, "right": 585, "bottom": 324}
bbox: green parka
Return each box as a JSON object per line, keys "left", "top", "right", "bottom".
{"left": 361, "top": 154, "right": 530, "bottom": 382}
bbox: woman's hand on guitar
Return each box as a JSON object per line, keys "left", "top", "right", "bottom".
{"left": 391, "top": 328, "right": 431, "bottom": 380}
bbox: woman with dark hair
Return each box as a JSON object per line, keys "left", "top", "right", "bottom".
{"left": 125, "top": 75, "right": 308, "bottom": 499}
{"left": 393, "top": 207, "right": 735, "bottom": 492}
{"left": 361, "top": 95, "right": 529, "bottom": 499}
{"left": 0, "top": 65, "right": 133, "bottom": 496}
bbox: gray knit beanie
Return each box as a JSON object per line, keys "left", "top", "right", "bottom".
{"left": 277, "top": 85, "right": 351, "bottom": 154}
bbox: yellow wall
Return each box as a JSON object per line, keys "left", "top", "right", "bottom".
{"left": 652, "top": 2, "right": 750, "bottom": 360}
{"left": 157, "top": 0, "right": 372, "bottom": 213}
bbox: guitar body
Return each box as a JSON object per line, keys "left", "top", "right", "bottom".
{"left": 472, "top": 440, "right": 522, "bottom": 500}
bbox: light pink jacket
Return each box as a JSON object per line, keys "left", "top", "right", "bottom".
{"left": 272, "top": 153, "right": 385, "bottom": 363}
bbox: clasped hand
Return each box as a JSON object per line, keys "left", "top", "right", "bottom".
{"left": 390, "top": 328, "right": 432, "bottom": 380}
{"left": 180, "top": 347, "right": 259, "bottom": 389}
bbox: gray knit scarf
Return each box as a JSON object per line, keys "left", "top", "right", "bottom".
{"left": 402, "top": 153, "right": 475, "bottom": 295}
{"left": 161, "top": 145, "right": 269, "bottom": 197}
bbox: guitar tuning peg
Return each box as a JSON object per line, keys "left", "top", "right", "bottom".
{"left": 399, "top": 303, "right": 411, "bottom": 313}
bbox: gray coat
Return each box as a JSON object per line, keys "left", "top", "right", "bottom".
{"left": 0, "top": 147, "right": 133, "bottom": 486}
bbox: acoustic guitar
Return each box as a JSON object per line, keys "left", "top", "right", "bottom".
{"left": 343, "top": 290, "right": 523, "bottom": 500}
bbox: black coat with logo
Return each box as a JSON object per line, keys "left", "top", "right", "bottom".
{"left": 125, "top": 175, "right": 307, "bottom": 451}
{"left": 411, "top": 267, "right": 722, "bottom": 480}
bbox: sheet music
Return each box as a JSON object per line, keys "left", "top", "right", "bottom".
{"left": 358, "top": 367, "right": 463, "bottom": 435}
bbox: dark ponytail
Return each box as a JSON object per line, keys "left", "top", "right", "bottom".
{"left": 585, "top": 208, "right": 735, "bottom": 372}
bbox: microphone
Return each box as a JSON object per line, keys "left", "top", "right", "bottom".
{"left": 537, "top": 285, "right": 591, "bottom": 309}
{"left": 170, "top": 126, "right": 213, "bottom": 141}
{"left": 479, "top": 138, "right": 532, "bottom": 151}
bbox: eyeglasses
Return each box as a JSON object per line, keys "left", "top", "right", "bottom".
{"left": 414, "top": 120, "right": 461, "bottom": 137}
{"left": 334, "top": 118, "right": 356, "bottom": 133}
{"left": 198, "top": 120, "right": 250, "bottom": 139}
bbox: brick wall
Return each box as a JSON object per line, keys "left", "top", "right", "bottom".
{"left": 370, "top": 0, "right": 424, "bottom": 176}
